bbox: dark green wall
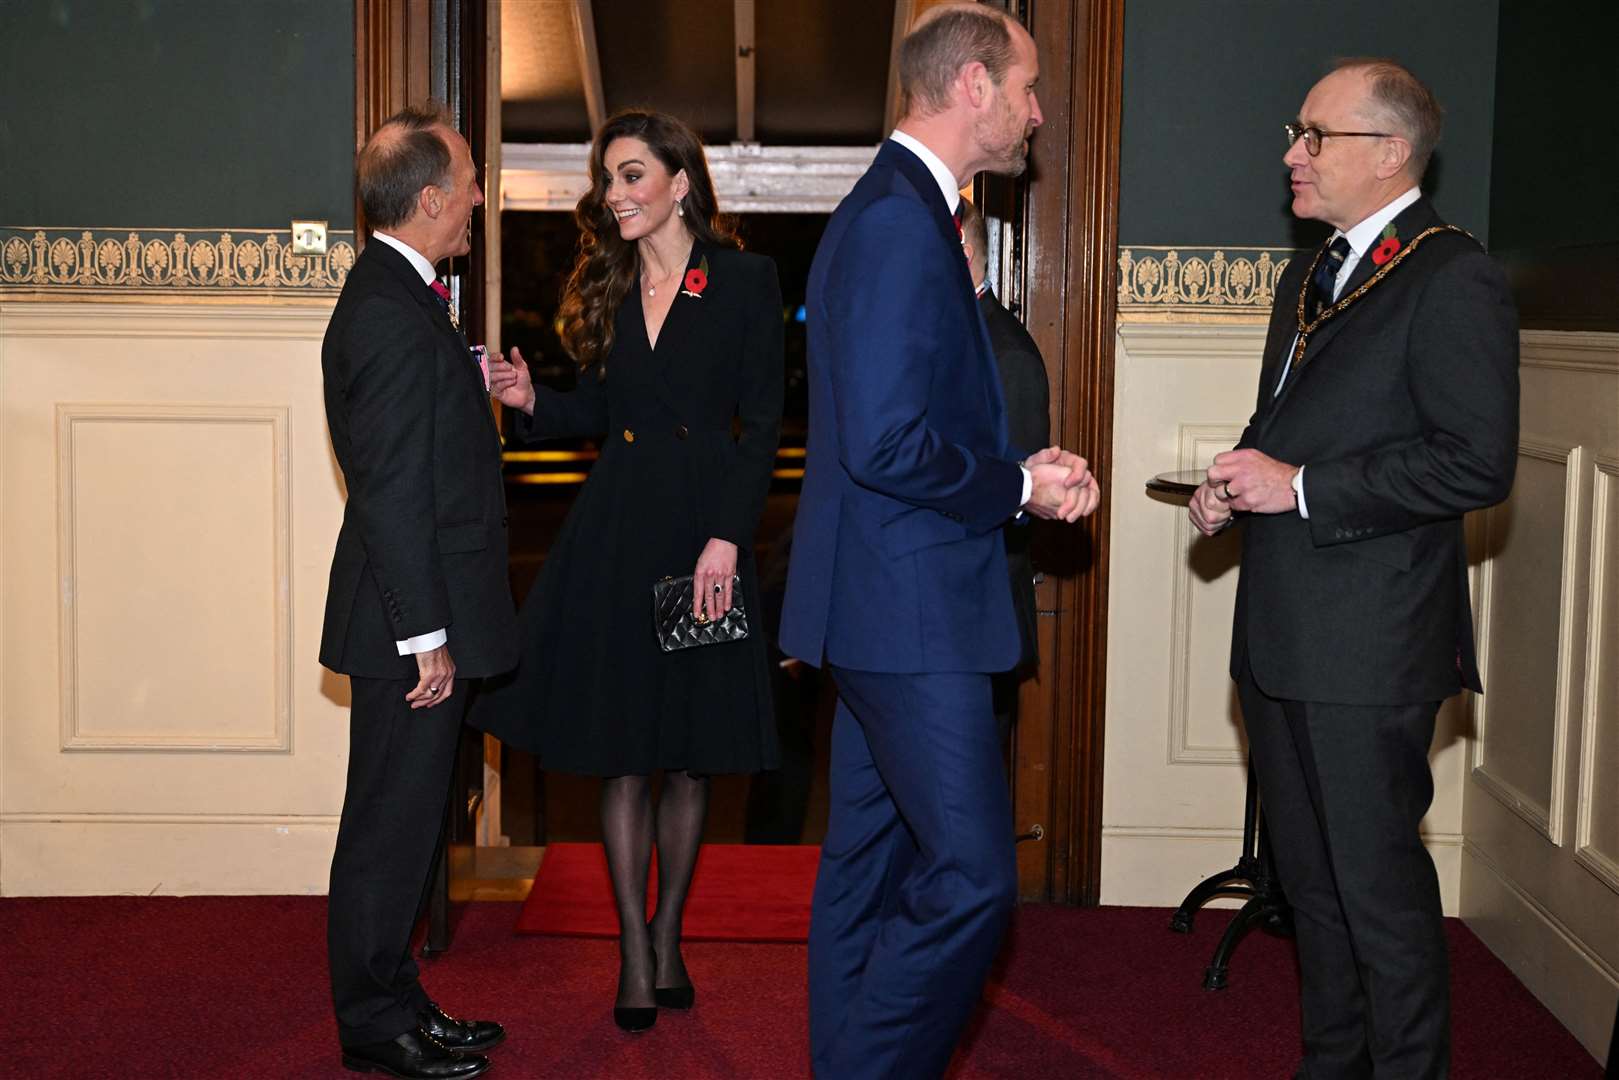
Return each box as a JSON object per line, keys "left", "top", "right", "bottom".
{"left": 1486, "top": 0, "right": 1617, "bottom": 329}
{"left": 1489, "top": 0, "right": 1617, "bottom": 251}
{"left": 1119, "top": 0, "right": 1500, "bottom": 249}
{"left": 0, "top": 0, "right": 355, "bottom": 229}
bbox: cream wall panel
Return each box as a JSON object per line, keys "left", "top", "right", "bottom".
{"left": 1103, "top": 322, "right": 1469, "bottom": 912}
{"left": 58, "top": 405, "right": 289, "bottom": 751}
{"left": 1471, "top": 440, "right": 1582, "bottom": 844}
{"left": 1462, "top": 330, "right": 1619, "bottom": 1066}
{"left": 1, "top": 302, "right": 351, "bottom": 894}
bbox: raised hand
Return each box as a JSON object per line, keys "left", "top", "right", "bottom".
{"left": 488, "top": 344, "right": 537, "bottom": 413}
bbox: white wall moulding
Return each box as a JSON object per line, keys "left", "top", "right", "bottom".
{"left": 56, "top": 404, "right": 293, "bottom": 752}
{"left": 1167, "top": 423, "right": 1247, "bottom": 766}
{"left": 0, "top": 816, "right": 338, "bottom": 896}
{"left": 1116, "top": 246, "right": 1294, "bottom": 319}
{"left": 0, "top": 227, "right": 356, "bottom": 301}
{"left": 1575, "top": 455, "right": 1619, "bottom": 894}
{"left": 1462, "top": 840, "right": 1619, "bottom": 1063}
{"left": 1520, "top": 330, "right": 1619, "bottom": 373}
{"left": 502, "top": 142, "right": 882, "bottom": 214}
{"left": 0, "top": 301, "right": 335, "bottom": 339}
{"left": 1102, "top": 827, "right": 1466, "bottom": 915}
{"left": 1471, "top": 437, "right": 1584, "bottom": 846}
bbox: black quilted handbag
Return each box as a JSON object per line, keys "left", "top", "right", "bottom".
{"left": 652, "top": 574, "right": 749, "bottom": 652}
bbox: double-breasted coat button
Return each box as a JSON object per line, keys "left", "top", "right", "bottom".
{"left": 623, "top": 429, "right": 635, "bottom": 443}
{"left": 675, "top": 424, "right": 689, "bottom": 439}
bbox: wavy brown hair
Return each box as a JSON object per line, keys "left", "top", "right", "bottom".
{"left": 559, "top": 110, "right": 740, "bottom": 370}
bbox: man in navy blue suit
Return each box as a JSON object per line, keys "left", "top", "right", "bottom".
{"left": 780, "top": 6, "right": 1101, "bottom": 1076}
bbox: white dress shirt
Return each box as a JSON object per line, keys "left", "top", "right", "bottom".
{"left": 370, "top": 231, "right": 450, "bottom": 657}
{"left": 886, "top": 130, "right": 1035, "bottom": 510}
{"left": 1281, "top": 186, "right": 1422, "bottom": 518}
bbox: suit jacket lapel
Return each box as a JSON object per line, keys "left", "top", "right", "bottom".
{"left": 1271, "top": 197, "right": 1442, "bottom": 408}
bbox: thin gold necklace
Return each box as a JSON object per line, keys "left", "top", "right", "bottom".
{"left": 643, "top": 262, "right": 682, "bottom": 298}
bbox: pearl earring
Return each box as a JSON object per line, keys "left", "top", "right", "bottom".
{"left": 676, "top": 201, "right": 685, "bottom": 218}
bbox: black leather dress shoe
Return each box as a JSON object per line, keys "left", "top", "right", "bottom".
{"left": 341, "top": 1030, "right": 489, "bottom": 1078}
{"left": 418, "top": 1001, "right": 506, "bottom": 1052}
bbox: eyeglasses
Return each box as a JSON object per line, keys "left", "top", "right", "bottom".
{"left": 1284, "top": 121, "right": 1392, "bottom": 157}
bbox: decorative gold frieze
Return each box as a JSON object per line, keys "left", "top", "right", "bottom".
{"left": 1, "top": 226, "right": 357, "bottom": 299}
{"left": 1117, "top": 245, "right": 1294, "bottom": 317}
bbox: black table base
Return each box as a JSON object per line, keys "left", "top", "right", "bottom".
{"left": 1170, "top": 765, "right": 1293, "bottom": 989}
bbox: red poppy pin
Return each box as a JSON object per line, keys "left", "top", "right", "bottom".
{"left": 1371, "top": 223, "right": 1401, "bottom": 266}
{"left": 680, "top": 256, "right": 710, "bottom": 299}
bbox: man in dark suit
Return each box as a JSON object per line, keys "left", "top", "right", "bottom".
{"left": 320, "top": 106, "right": 518, "bottom": 1080}
{"left": 1190, "top": 60, "right": 1518, "bottom": 1078}
{"left": 780, "top": 7, "right": 1101, "bottom": 1077}
{"left": 959, "top": 197, "right": 1051, "bottom": 744}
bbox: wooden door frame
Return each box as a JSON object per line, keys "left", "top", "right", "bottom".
{"left": 1006, "top": 0, "right": 1124, "bottom": 905}
{"left": 360, "top": 0, "right": 1127, "bottom": 903}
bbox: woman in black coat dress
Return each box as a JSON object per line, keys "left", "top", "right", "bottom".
{"left": 478, "top": 110, "right": 783, "bottom": 1032}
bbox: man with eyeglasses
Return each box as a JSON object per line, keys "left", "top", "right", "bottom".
{"left": 1189, "top": 59, "right": 1518, "bottom": 1078}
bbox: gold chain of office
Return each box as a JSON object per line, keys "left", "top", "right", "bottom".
{"left": 1290, "top": 224, "right": 1476, "bottom": 366}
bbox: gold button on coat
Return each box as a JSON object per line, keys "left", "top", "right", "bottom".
{"left": 623, "top": 429, "right": 635, "bottom": 443}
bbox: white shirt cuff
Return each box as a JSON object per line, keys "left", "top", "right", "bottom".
{"left": 1018, "top": 464, "right": 1033, "bottom": 507}
{"left": 1291, "top": 467, "right": 1309, "bottom": 518}
{"left": 396, "top": 628, "right": 448, "bottom": 656}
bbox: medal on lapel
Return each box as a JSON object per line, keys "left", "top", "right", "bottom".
{"left": 430, "top": 279, "right": 461, "bottom": 331}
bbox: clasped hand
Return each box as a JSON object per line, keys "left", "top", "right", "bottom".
{"left": 1188, "top": 448, "right": 1299, "bottom": 537}
{"left": 487, "top": 345, "right": 537, "bottom": 413}
{"left": 1023, "top": 446, "right": 1102, "bottom": 523}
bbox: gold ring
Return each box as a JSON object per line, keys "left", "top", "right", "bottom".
{"left": 693, "top": 612, "right": 710, "bottom": 626}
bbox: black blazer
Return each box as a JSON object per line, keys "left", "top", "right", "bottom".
{"left": 511, "top": 243, "right": 784, "bottom": 548}
{"left": 1230, "top": 197, "right": 1519, "bottom": 706}
{"left": 980, "top": 286, "right": 1050, "bottom": 670}
{"left": 319, "top": 240, "right": 519, "bottom": 679}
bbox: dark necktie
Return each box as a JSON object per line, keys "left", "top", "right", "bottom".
{"left": 1306, "top": 236, "right": 1351, "bottom": 322}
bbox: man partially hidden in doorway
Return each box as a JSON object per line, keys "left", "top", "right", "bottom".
{"left": 959, "top": 197, "right": 1051, "bottom": 745}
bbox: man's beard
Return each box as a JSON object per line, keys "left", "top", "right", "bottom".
{"left": 975, "top": 101, "right": 1030, "bottom": 177}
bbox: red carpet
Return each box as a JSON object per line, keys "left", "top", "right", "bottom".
{"left": 0, "top": 897, "right": 1602, "bottom": 1078}
{"left": 515, "top": 842, "right": 819, "bottom": 942}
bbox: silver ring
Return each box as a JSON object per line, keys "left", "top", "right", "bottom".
{"left": 713, "top": 583, "right": 723, "bottom": 594}
{"left": 427, "top": 686, "right": 438, "bottom": 694}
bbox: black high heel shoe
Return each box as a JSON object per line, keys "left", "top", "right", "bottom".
{"left": 653, "top": 984, "right": 695, "bottom": 1010}
{"left": 613, "top": 947, "right": 658, "bottom": 1033}
{"left": 649, "top": 924, "right": 696, "bottom": 1010}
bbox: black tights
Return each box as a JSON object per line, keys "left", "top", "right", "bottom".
{"left": 599, "top": 770, "right": 710, "bottom": 1007}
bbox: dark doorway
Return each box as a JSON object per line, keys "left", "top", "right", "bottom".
{"left": 495, "top": 209, "right": 832, "bottom": 848}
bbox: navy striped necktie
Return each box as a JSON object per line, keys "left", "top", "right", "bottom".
{"left": 1307, "top": 236, "right": 1352, "bottom": 322}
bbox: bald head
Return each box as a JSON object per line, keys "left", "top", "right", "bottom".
{"left": 358, "top": 105, "right": 455, "bottom": 231}
{"left": 1332, "top": 57, "right": 1443, "bottom": 181}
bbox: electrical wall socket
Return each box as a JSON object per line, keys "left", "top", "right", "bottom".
{"left": 291, "top": 220, "right": 328, "bottom": 256}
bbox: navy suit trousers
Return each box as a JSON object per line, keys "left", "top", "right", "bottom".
{"left": 810, "top": 667, "right": 1017, "bottom": 1079}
